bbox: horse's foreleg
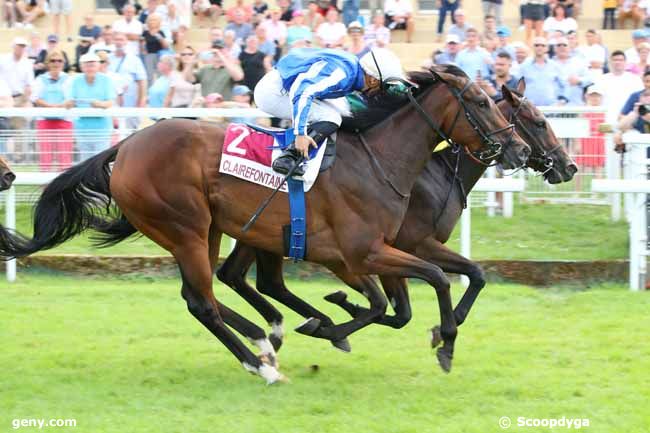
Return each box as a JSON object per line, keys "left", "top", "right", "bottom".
{"left": 324, "top": 276, "right": 412, "bottom": 329}
{"left": 414, "top": 238, "right": 486, "bottom": 347}
{"left": 360, "top": 243, "right": 457, "bottom": 373}
{"left": 216, "top": 241, "right": 285, "bottom": 352}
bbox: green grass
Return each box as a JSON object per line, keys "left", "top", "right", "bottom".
{"left": 2, "top": 274, "right": 649, "bottom": 432}
{"left": 0, "top": 201, "right": 629, "bottom": 260}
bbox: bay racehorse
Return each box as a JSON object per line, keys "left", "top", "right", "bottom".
{"left": 213, "top": 79, "right": 577, "bottom": 372}
{"left": 0, "top": 66, "right": 530, "bottom": 383}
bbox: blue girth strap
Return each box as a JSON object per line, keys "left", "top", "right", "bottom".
{"left": 287, "top": 177, "right": 306, "bottom": 261}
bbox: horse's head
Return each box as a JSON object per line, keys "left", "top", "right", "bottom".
{"left": 424, "top": 65, "right": 530, "bottom": 169}
{"left": 0, "top": 156, "right": 15, "bottom": 192}
{"left": 500, "top": 79, "right": 578, "bottom": 184}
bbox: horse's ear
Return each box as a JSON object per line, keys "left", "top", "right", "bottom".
{"left": 517, "top": 77, "right": 526, "bottom": 93}
{"left": 430, "top": 68, "right": 447, "bottom": 83}
{"left": 502, "top": 85, "right": 517, "bottom": 106}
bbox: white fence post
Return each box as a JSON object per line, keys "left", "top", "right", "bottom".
{"left": 5, "top": 186, "right": 16, "bottom": 282}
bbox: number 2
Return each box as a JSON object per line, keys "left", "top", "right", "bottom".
{"left": 227, "top": 125, "right": 250, "bottom": 156}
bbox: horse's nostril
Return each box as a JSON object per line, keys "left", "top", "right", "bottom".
{"left": 4, "top": 171, "right": 16, "bottom": 183}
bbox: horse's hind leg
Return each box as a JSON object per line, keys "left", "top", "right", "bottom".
{"left": 178, "top": 244, "right": 284, "bottom": 384}
{"left": 216, "top": 241, "right": 285, "bottom": 352}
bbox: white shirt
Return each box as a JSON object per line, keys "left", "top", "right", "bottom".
{"left": 316, "top": 22, "right": 347, "bottom": 47}
{"left": 0, "top": 53, "right": 34, "bottom": 96}
{"left": 625, "top": 46, "right": 641, "bottom": 64}
{"left": 260, "top": 19, "right": 288, "bottom": 44}
{"left": 542, "top": 17, "right": 578, "bottom": 35}
{"left": 579, "top": 43, "right": 607, "bottom": 65}
{"left": 384, "top": 0, "right": 413, "bottom": 16}
{"left": 595, "top": 72, "right": 644, "bottom": 123}
{"left": 112, "top": 18, "right": 144, "bottom": 55}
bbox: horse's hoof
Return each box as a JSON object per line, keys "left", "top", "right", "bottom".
{"left": 294, "top": 317, "right": 322, "bottom": 336}
{"left": 269, "top": 333, "right": 283, "bottom": 352}
{"left": 258, "top": 364, "right": 288, "bottom": 385}
{"left": 324, "top": 290, "right": 348, "bottom": 305}
{"left": 331, "top": 338, "right": 351, "bottom": 353}
{"left": 430, "top": 325, "right": 442, "bottom": 348}
{"left": 436, "top": 347, "right": 453, "bottom": 373}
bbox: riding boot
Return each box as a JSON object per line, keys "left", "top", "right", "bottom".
{"left": 272, "top": 121, "right": 339, "bottom": 177}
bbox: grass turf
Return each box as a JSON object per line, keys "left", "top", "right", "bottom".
{"left": 1, "top": 273, "right": 649, "bottom": 432}
{"left": 2, "top": 202, "right": 629, "bottom": 260}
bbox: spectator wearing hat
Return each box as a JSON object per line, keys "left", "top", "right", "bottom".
{"left": 316, "top": 8, "right": 347, "bottom": 48}
{"left": 495, "top": 26, "right": 515, "bottom": 59}
{"left": 482, "top": 0, "right": 502, "bottom": 26}
{"left": 260, "top": 7, "right": 288, "bottom": 48}
{"left": 364, "top": 13, "right": 390, "bottom": 48}
{"left": 519, "top": 37, "right": 566, "bottom": 106}
{"left": 575, "top": 85, "right": 606, "bottom": 171}
{"left": 34, "top": 34, "right": 70, "bottom": 77}
{"left": 287, "top": 10, "right": 313, "bottom": 48}
{"left": 193, "top": 41, "right": 244, "bottom": 99}
{"left": 618, "top": 0, "right": 644, "bottom": 29}
{"left": 112, "top": 4, "right": 144, "bottom": 56}
{"left": 304, "top": 0, "right": 325, "bottom": 31}
{"left": 384, "top": 0, "right": 414, "bottom": 43}
{"left": 239, "top": 35, "right": 271, "bottom": 91}
{"left": 543, "top": 4, "right": 577, "bottom": 36}
{"left": 64, "top": 53, "right": 115, "bottom": 161}
{"left": 436, "top": 0, "right": 460, "bottom": 41}
{"left": 625, "top": 29, "right": 649, "bottom": 65}
{"left": 226, "top": 84, "right": 258, "bottom": 124}
{"left": 225, "top": 9, "right": 254, "bottom": 44}
{"left": 164, "top": 45, "right": 199, "bottom": 108}
{"left": 477, "top": 51, "right": 518, "bottom": 100}
{"left": 109, "top": 32, "right": 147, "bottom": 130}
{"left": 434, "top": 34, "right": 461, "bottom": 64}
{"left": 32, "top": 50, "right": 73, "bottom": 171}
{"left": 455, "top": 27, "right": 492, "bottom": 79}
{"left": 50, "top": 0, "right": 72, "bottom": 40}
{"left": 345, "top": 21, "right": 369, "bottom": 57}
{"left": 553, "top": 36, "right": 589, "bottom": 105}
{"left": 447, "top": 9, "right": 471, "bottom": 43}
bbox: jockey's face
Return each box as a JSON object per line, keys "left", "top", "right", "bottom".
{"left": 362, "top": 73, "right": 381, "bottom": 95}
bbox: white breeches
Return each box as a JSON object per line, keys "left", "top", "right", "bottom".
{"left": 254, "top": 69, "right": 350, "bottom": 131}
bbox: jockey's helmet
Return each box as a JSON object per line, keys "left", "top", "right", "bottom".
{"left": 359, "top": 48, "right": 406, "bottom": 83}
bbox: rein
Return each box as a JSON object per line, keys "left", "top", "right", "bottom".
{"left": 357, "top": 133, "right": 410, "bottom": 199}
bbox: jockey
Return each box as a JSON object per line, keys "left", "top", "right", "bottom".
{"left": 254, "top": 47, "right": 406, "bottom": 176}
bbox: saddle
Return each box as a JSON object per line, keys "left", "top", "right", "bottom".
{"left": 246, "top": 123, "right": 337, "bottom": 173}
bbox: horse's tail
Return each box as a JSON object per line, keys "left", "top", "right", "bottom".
{"left": 91, "top": 214, "right": 139, "bottom": 248}
{"left": 0, "top": 145, "right": 120, "bottom": 260}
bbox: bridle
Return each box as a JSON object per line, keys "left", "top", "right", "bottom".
{"left": 402, "top": 77, "right": 517, "bottom": 167}
{"left": 506, "top": 95, "right": 561, "bottom": 176}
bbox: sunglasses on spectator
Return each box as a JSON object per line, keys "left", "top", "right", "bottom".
{"left": 534, "top": 44, "right": 546, "bottom": 47}
{"left": 556, "top": 43, "right": 568, "bottom": 47}
{"left": 49, "top": 59, "right": 64, "bottom": 63}
{"left": 181, "top": 52, "right": 194, "bottom": 56}
{"left": 99, "top": 60, "right": 106, "bottom": 64}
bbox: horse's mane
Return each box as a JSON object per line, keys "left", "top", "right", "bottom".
{"left": 341, "top": 64, "right": 469, "bottom": 132}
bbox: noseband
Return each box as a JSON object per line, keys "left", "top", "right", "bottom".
{"left": 403, "top": 78, "right": 516, "bottom": 166}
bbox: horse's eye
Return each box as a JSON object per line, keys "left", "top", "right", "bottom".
{"left": 536, "top": 121, "right": 546, "bottom": 129}
{"left": 478, "top": 100, "right": 488, "bottom": 108}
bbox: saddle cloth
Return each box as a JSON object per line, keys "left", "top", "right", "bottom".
{"left": 219, "top": 123, "right": 328, "bottom": 192}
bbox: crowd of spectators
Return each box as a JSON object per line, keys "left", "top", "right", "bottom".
{"left": 3, "top": 0, "right": 650, "bottom": 168}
